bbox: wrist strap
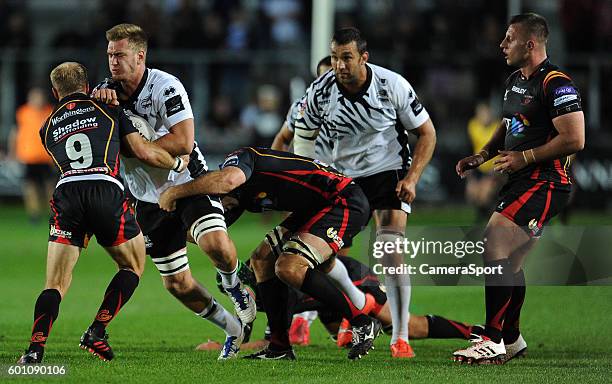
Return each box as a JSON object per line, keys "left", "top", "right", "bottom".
{"left": 173, "top": 157, "right": 183, "bottom": 172}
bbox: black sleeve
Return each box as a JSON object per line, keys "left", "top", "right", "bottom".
{"left": 219, "top": 148, "right": 255, "bottom": 180}
{"left": 543, "top": 72, "right": 582, "bottom": 118}
{"left": 112, "top": 106, "right": 138, "bottom": 137}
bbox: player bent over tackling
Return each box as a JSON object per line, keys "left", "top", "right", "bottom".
{"left": 159, "top": 147, "right": 383, "bottom": 360}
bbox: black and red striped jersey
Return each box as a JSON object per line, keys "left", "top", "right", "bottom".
{"left": 502, "top": 59, "right": 582, "bottom": 189}
{"left": 40, "top": 93, "right": 137, "bottom": 189}
{"left": 220, "top": 147, "right": 354, "bottom": 213}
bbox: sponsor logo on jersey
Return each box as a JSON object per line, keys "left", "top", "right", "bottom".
{"left": 165, "top": 95, "right": 185, "bottom": 117}
{"left": 511, "top": 85, "right": 527, "bottom": 94}
{"left": 313, "top": 159, "right": 330, "bottom": 168}
{"left": 53, "top": 117, "right": 97, "bottom": 141}
{"left": 326, "top": 227, "right": 345, "bottom": 248}
{"left": 504, "top": 89, "right": 509, "bottom": 101}
{"left": 410, "top": 97, "right": 423, "bottom": 116}
{"left": 504, "top": 113, "right": 530, "bottom": 137}
{"left": 51, "top": 106, "right": 95, "bottom": 125}
{"left": 144, "top": 235, "right": 153, "bottom": 249}
{"left": 553, "top": 86, "right": 577, "bottom": 96}
{"left": 528, "top": 218, "right": 539, "bottom": 230}
{"left": 553, "top": 94, "right": 578, "bottom": 107}
{"left": 50, "top": 226, "right": 72, "bottom": 239}
{"left": 222, "top": 155, "right": 239, "bottom": 168}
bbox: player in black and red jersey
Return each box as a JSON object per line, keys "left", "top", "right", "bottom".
{"left": 455, "top": 13, "right": 585, "bottom": 364}
{"left": 159, "top": 147, "right": 381, "bottom": 360}
{"left": 18, "top": 62, "right": 185, "bottom": 364}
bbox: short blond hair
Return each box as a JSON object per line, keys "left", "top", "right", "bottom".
{"left": 50, "top": 62, "right": 88, "bottom": 98}
{"left": 106, "top": 23, "right": 148, "bottom": 52}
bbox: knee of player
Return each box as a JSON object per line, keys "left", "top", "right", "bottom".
{"left": 198, "top": 231, "right": 235, "bottom": 259}
{"left": 274, "top": 254, "right": 307, "bottom": 287}
{"left": 163, "top": 274, "right": 193, "bottom": 296}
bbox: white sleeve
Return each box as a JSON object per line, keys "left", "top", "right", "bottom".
{"left": 153, "top": 77, "right": 194, "bottom": 128}
{"left": 291, "top": 85, "right": 321, "bottom": 158}
{"left": 393, "top": 75, "right": 429, "bottom": 130}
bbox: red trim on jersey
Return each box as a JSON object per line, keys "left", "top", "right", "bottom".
{"left": 500, "top": 181, "right": 546, "bottom": 222}
{"left": 530, "top": 165, "right": 541, "bottom": 180}
{"left": 537, "top": 183, "right": 554, "bottom": 230}
{"left": 300, "top": 205, "right": 334, "bottom": 233}
{"left": 283, "top": 169, "right": 353, "bottom": 192}
{"left": 553, "top": 159, "right": 569, "bottom": 184}
{"left": 259, "top": 171, "right": 336, "bottom": 199}
{"left": 112, "top": 200, "right": 129, "bottom": 246}
{"left": 337, "top": 197, "right": 349, "bottom": 241}
{"left": 110, "top": 152, "right": 120, "bottom": 177}
{"left": 49, "top": 199, "right": 71, "bottom": 245}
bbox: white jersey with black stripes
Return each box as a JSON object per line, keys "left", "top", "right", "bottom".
{"left": 292, "top": 63, "right": 429, "bottom": 178}
{"left": 100, "top": 68, "right": 208, "bottom": 203}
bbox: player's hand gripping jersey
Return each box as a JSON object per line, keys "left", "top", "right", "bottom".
{"left": 95, "top": 68, "right": 208, "bottom": 202}
{"left": 292, "top": 63, "right": 429, "bottom": 178}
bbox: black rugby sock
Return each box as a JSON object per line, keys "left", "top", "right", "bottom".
{"left": 426, "top": 315, "right": 473, "bottom": 339}
{"left": 300, "top": 268, "right": 365, "bottom": 325}
{"left": 28, "top": 289, "right": 61, "bottom": 352}
{"left": 90, "top": 270, "right": 139, "bottom": 336}
{"left": 484, "top": 259, "right": 513, "bottom": 343}
{"left": 258, "top": 278, "right": 291, "bottom": 350}
{"left": 503, "top": 269, "right": 526, "bottom": 344}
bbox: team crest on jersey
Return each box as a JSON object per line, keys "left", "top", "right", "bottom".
{"left": 163, "top": 86, "right": 176, "bottom": 97}
{"left": 140, "top": 94, "right": 152, "bottom": 109}
{"left": 521, "top": 95, "right": 534, "bottom": 105}
{"left": 67, "top": 103, "right": 76, "bottom": 110}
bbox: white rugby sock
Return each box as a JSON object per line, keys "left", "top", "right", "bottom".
{"left": 217, "top": 263, "right": 239, "bottom": 289}
{"left": 197, "top": 299, "right": 241, "bottom": 337}
{"left": 326, "top": 258, "right": 366, "bottom": 310}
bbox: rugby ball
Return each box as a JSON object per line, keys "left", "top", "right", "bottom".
{"left": 125, "top": 111, "right": 156, "bottom": 141}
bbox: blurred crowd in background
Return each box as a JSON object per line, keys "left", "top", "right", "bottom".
{"left": 1, "top": 0, "right": 610, "bottom": 213}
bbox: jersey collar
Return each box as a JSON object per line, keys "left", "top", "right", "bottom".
{"left": 58, "top": 92, "right": 90, "bottom": 103}
{"left": 125, "top": 68, "right": 149, "bottom": 106}
{"left": 520, "top": 58, "right": 550, "bottom": 80}
{"left": 336, "top": 64, "right": 372, "bottom": 101}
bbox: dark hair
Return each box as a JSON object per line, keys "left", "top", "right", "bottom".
{"left": 316, "top": 56, "right": 332, "bottom": 75}
{"left": 332, "top": 27, "right": 367, "bottom": 54}
{"left": 509, "top": 13, "right": 549, "bottom": 43}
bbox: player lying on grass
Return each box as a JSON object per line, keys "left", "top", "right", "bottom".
{"left": 19, "top": 62, "right": 187, "bottom": 364}
{"left": 197, "top": 256, "right": 480, "bottom": 351}
{"left": 159, "top": 147, "right": 383, "bottom": 360}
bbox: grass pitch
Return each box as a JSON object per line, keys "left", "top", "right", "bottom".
{"left": 0, "top": 204, "right": 610, "bottom": 383}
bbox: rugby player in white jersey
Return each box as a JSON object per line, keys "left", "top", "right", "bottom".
{"left": 292, "top": 27, "right": 437, "bottom": 358}
{"left": 93, "top": 24, "right": 255, "bottom": 359}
